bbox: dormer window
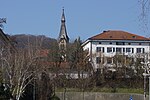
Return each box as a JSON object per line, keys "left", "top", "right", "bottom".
{"left": 132, "top": 36, "right": 136, "bottom": 39}
{"left": 128, "top": 43, "right": 131, "bottom": 45}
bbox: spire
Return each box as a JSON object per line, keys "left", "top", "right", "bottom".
{"left": 58, "top": 8, "right": 69, "bottom": 43}
{"left": 61, "top": 8, "right": 65, "bottom": 22}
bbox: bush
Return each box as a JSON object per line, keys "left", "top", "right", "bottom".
{"left": 50, "top": 95, "right": 60, "bottom": 100}
{"left": 0, "top": 83, "right": 11, "bottom": 100}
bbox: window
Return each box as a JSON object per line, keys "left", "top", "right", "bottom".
{"left": 107, "top": 47, "right": 115, "bottom": 53}
{"left": 137, "top": 48, "right": 142, "bottom": 53}
{"left": 132, "top": 36, "right": 136, "bottom": 39}
{"left": 107, "top": 47, "right": 112, "bottom": 53}
{"left": 96, "top": 57, "right": 101, "bottom": 64}
{"left": 116, "top": 48, "right": 122, "bottom": 53}
{"left": 109, "top": 42, "right": 112, "bottom": 44}
{"left": 107, "top": 58, "right": 112, "bottom": 64}
{"left": 96, "top": 47, "right": 104, "bottom": 52}
{"left": 136, "top": 48, "right": 145, "bottom": 53}
{"left": 126, "top": 48, "right": 131, "bottom": 53}
{"left": 96, "top": 47, "right": 101, "bottom": 52}
{"left": 137, "top": 58, "right": 144, "bottom": 63}
{"left": 61, "top": 40, "right": 64, "bottom": 43}
{"left": 60, "top": 44, "right": 65, "bottom": 50}
{"left": 99, "top": 42, "right": 101, "bottom": 44}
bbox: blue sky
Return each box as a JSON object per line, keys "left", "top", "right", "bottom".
{"left": 0, "top": 0, "right": 149, "bottom": 41}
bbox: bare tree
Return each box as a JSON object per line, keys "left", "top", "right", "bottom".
{"left": 139, "top": 0, "right": 150, "bottom": 33}
{"left": 0, "top": 36, "right": 44, "bottom": 100}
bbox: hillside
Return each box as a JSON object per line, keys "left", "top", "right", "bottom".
{"left": 10, "top": 34, "right": 57, "bottom": 49}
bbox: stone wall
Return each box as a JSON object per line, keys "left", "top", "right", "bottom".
{"left": 56, "top": 92, "right": 149, "bottom": 100}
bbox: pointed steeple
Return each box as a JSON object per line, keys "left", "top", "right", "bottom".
{"left": 58, "top": 8, "right": 69, "bottom": 50}
{"left": 61, "top": 8, "right": 65, "bottom": 22}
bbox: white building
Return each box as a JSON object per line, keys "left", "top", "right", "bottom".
{"left": 82, "top": 30, "right": 150, "bottom": 71}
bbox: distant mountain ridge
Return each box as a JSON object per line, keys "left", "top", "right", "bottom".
{"left": 10, "top": 34, "right": 57, "bottom": 49}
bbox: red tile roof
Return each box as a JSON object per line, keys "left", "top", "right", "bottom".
{"left": 89, "top": 30, "right": 150, "bottom": 41}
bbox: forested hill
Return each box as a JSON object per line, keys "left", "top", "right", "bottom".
{"left": 10, "top": 34, "right": 57, "bottom": 49}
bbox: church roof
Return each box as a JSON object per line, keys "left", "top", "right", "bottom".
{"left": 89, "top": 30, "right": 150, "bottom": 41}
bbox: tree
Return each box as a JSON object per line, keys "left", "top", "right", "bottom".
{"left": 113, "top": 54, "right": 127, "bottom": 78}
{"left": 0, "top": 36, "right": 44, "bottom": 100}
{"left": 67, "top": 37, "right": 92, "bottom": 89}
{"left": 91, "top": 47, "right": 106, "bottom": 86}
{"left": 48, "top": 42, "right": 62, "bottom": 72}
{"left": 0, "top": 83, "right": 12, "bottom": 100}
{"left": 139, "top": 0, "right": 150, "bottom": 33}
{"left": 68, "top": 38, "right": 90, "bottom": 74}
{"left": 36, "top": 72, "right": 54, "bottom": 100}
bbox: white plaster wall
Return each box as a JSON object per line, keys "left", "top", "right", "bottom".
{"left": 83, "top": 40, "right": 150, "bottom": 70}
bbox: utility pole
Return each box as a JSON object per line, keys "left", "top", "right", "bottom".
{"left": 142, "top": 54, "right": 150, "bottom": 100}
{"left": 144, "top": 71, "right": 146, "bottom": 100}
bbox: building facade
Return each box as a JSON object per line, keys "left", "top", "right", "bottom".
{"left": 82, "top": 30, "right": 150, "bottom": 71}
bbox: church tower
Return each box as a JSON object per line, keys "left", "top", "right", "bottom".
{"left": 58, "top": 8, "right": 69, "bottom": 52}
